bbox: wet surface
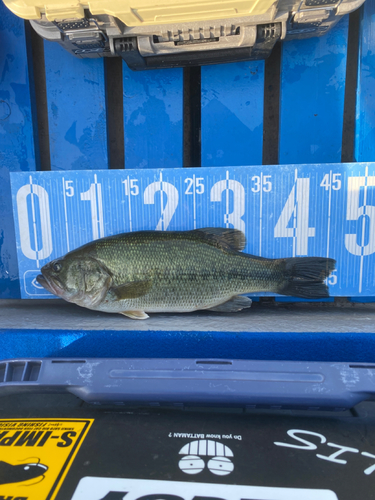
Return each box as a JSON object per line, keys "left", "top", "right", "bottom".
{"left": 1, "top": 298, "right": 374, "bottom": 332}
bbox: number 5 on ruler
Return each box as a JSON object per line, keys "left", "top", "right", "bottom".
{"left": 345, "top": 171, "right": 375, "bottom": 293}
{"left": 345, "top": 174, "right": 375, "bottom": 256}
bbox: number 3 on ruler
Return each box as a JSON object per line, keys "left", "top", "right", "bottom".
{"left": 210, "top": 173, "right": 245, "bottom": 232}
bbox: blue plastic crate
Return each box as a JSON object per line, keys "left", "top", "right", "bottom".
{"left": 1, "top": 0, "right": 375, "bottom": 362}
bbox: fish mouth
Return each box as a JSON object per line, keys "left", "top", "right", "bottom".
{"left": 36, "top": 274, "right": 63, "bottom": 296}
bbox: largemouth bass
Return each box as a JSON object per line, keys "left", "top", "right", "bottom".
{"left": 37, "top": 228, "right": 336, "bottom": 320}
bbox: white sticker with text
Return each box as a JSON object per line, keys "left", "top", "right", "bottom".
{"left": 71, "top": 476, "right": 338, "bottom": 500}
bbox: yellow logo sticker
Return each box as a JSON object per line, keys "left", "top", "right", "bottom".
{"left": 0, "top": 418, "right": 93, "bottom": 500}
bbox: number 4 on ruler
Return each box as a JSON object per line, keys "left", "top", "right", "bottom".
{"left": 274, "top": 177, "right": 315, "bottom": 256}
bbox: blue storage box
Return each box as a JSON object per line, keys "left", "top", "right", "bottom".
{"left": 1, "top": 0, "right": 375, "bottom": 364}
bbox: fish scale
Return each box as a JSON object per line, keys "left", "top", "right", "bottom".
{"left": 37, "top": 229, "right": 336, "bottom": 319}
{"left": 93, "top": 236, "right": 275, "bottom": 313}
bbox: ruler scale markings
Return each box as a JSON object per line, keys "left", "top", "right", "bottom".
{"left": 82, "top": 178, "right": 86, "bottom": 247}
{"left": 259, "top": 171, "right": 263, "bottom": 256}
{"left": 193, "top": 174, "right": 196, "bottom": 229}
{"left": 112, "top": 178, "right": 116, "bottom": 235}
{"left": 142, "top": 177, "right": 146, "bottom": 232}
{"left": 117, "top": 177, "right": 121, "bottom": 234}
{"left": 182, "top": 175, "right": 185, "bottom": 230}
{"left": 127, "top": 175, "right": 133, "bottom": 232}
{"left": 99, "top": 180, "right": 104, "bottom": 238}
{"left": 277, "top": 168, "right": 282, "bottom": 258}
{"left": 160, "top": 172, "right": 164, "bottom": 231}
{"left": 94, "top": 174, "right": 98, "bottom": 238}
{"left": 359, "top": 166, "right": 369, "bottom": 293}
{"left": 361, "top": 167, "right": 368, "bottom": 249}
{"left": 29, "top": 176, "right": 40, "bottom": 268}
{"left": 373, "top": 172, "right": 375, "bottom": 291}
{"left": 344, "top": 171, "right": 348, "bottom": 288}
{"left": 10, "top": 164, "right": 375, "bottom": 298}
{"left": 95, "top": 174, "right": 104, "bottom": 239}
{"left": 225, "top": 170, "right": 229, "bottom": 228}
{"left": 292, "top": 169, "right": 298, "bottom": 258}
{"left": 349, "top": 172, "right": 356, "bottom": 289}
{"left": 99, "top": 175, "right": 104, "bottom": 238}
{"left": 326, "top": 170, "right": 332, "bottom": 259}
{"left": 62, "top": 177, "right": 70, "bottom": 253}
{"left": 354, "top": 169, "right": 361, "bottom": 292}
{"left": 321, "top": 170, "right": 332, "bottom": 286}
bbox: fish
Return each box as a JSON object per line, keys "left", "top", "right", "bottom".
{"left": 36, "top": 228, "right": 336, "bottom": 320}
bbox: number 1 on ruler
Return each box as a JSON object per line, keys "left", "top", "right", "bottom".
{"left": 80, "top": 174, "right": 105, "bottom": 240}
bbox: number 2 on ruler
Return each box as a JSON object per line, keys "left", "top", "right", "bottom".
{"left": 144, "top": 174, "right": 179, "bottom": 230}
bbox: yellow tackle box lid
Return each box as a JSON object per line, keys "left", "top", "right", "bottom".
{"left": 3, "top": 0, "right": 276, "bottom": 25}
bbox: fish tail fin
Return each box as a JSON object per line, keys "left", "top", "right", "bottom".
{"left": 277, "top": 257, "right": 336, "bottom": 299}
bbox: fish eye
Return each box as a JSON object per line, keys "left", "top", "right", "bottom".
{"left": 52, "top": 262, "right": 62, "bottom": 273}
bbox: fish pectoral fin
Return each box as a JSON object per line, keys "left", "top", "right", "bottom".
{"left": 120, "top": 310, "right": 149, "bottom": 320}
{"left": 89, "top": 275, "right": 112, "bottom": 307}
{"left": 207, "top": 295, "right": 252, "bottom": 313}
{"left": 110, "top": 279, "right": 152, "bottom": 300}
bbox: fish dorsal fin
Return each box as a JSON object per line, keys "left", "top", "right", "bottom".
{"left": 110, "top": 279, "right": 152, "bottom": 301}
{"left": 191, "top": 228, "right": 246, "bottom": 252}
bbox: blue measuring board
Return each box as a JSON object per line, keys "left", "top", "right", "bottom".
{"left": 0, "top": 2, "right": 37, "bottom": 299}
{"left": 10, "top": 162, "right": 375, "bottom": 299}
